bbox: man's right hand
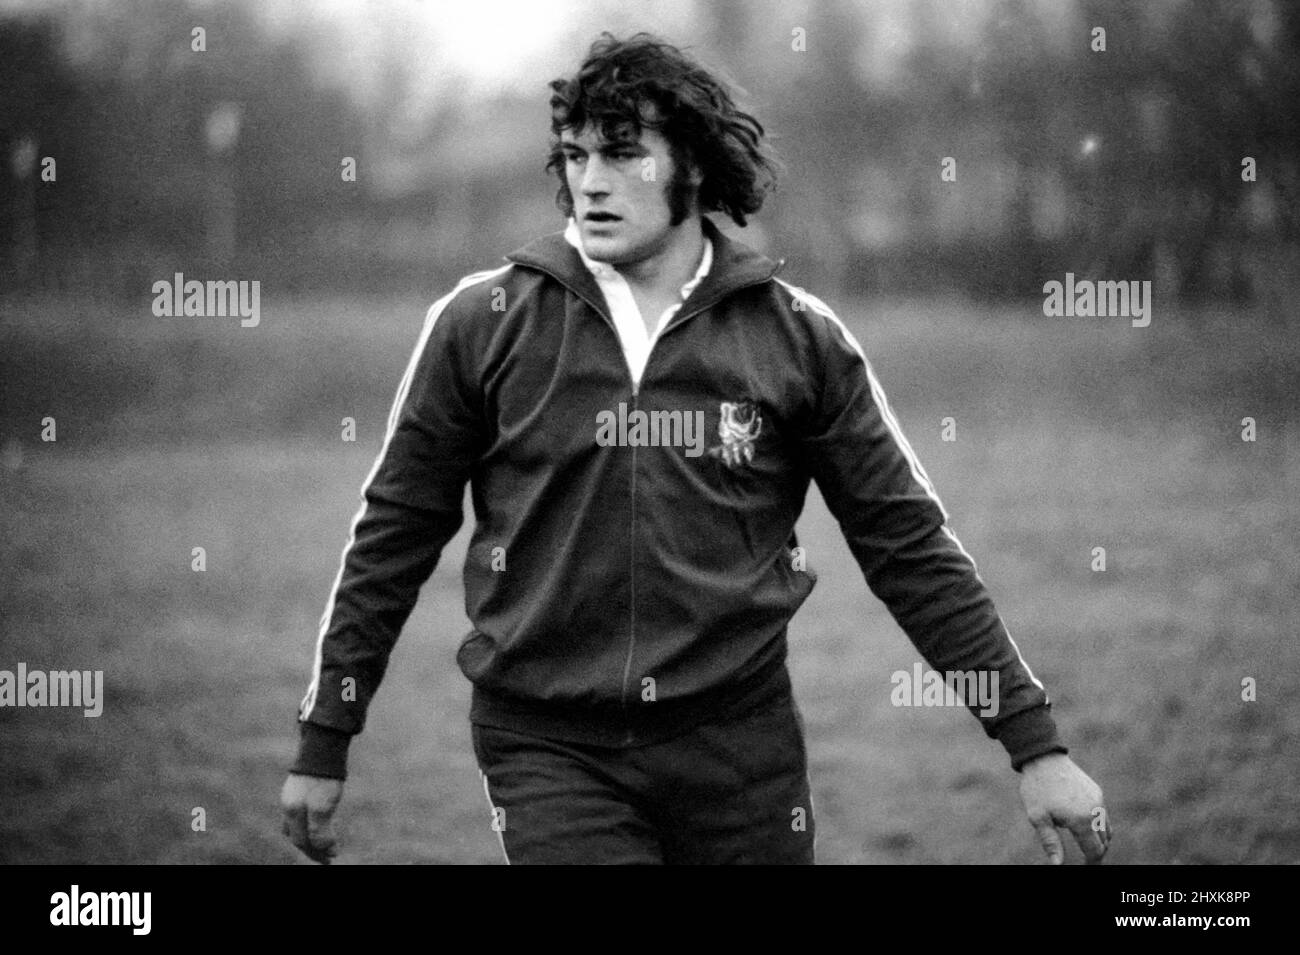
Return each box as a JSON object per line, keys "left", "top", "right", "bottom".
{"left": 280, "top": 773, "right": 344, "bottom": 864}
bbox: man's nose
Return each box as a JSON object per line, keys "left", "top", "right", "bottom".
{"left": 580, "top": 156, "right": 612, "bottom": 196}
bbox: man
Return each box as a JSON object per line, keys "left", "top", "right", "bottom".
{"left": 281, "top": 32, "right": 1109, "bottom": 865}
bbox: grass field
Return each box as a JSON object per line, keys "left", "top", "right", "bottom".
{"left": 1, "top": 288, "right": 1297, "bottom": 864}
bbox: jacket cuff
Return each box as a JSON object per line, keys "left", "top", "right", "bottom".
{"left": 290, "top": 722, "right": 353, "bottom": 780}
{"left": 997, "top": 706, "right": 1069, "bottom": 772}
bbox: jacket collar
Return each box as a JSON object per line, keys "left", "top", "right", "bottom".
{"left": 504, "top": 216, "right": 783, "bottom": 320}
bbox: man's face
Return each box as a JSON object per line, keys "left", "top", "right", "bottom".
{"left": 560, "top": 123, "right": 696, "bottom": 266}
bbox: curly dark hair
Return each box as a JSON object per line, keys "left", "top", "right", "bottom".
{"left": 545, "top": 32, "right": 779, "bottom": 227}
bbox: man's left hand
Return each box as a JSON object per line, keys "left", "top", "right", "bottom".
{"left": 1019, "top": 752, "right": 1109, "bottom": 864}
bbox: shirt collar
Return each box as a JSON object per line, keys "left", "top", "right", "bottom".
{"left": 563, "top": 217, "right": 713, "bottom": 301}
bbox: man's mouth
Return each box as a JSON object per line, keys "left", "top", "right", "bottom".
{"left": 584, "top": 212, "right": 622, "bottom": 223}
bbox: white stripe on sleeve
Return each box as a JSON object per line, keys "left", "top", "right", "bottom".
{"left": 777, "top": 278, "right": 1045, "bottom": 693}
{"left": 298, "top": 265, "right": 512, "bottom": 721}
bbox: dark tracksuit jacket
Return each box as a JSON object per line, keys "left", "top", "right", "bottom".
{"left": 292, "top": 216, "right": 1068, "bottom": 779}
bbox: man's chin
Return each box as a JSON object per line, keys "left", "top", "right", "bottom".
{"left": 578, "top": 232, "right": 631, "bottom": 264}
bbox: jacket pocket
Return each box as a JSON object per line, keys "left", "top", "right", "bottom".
{"left": 456, "top": 628, "right": 498, "bottom": 681}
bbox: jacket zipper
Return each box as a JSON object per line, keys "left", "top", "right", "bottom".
{"left": 516, "top": 262, "right": 777, "bottom": 739}
{"left": 632, "top": 281, "right": 776, "bottom": 394}
{"left": 620, "top": 395, "right": 639, "bottom": 741}
{"left": 615, "top": 282, "right": 782, "bottom": 735}
{"left": 615, "top": 282, "right": 781, "bottom": 736}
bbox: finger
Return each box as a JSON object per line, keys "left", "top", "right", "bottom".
{"left": 1083, "top": 830, "right": 1107, "bottom": 864}
{"left": 1068, "top": 818, "right": 1108, "bottom": 864}
{"left": 1097, "top": 816, "right": 1112, "bottom": 850}
{"left": 282, "top": 804, "right": 310, "bottom": 853}
{"left": 299, "top": 824, "right": 335, "bottom": 865}
{"left": 307, "top": 806, "right": 339, "bottom": 860}
{"left": 1031, "top": 818, "right": 1065, "bottom": 865}
{"left": 1091, "top": 795, "right": 1110, "bottom": 849}
{"left": 284, "top": 804, "right": 333, "bottom": 864}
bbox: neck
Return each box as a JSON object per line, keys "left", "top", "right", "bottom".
{"left": 616, "top": 215, "right": 706, "bottom": 293}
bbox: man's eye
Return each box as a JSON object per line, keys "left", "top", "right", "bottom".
{"left": 564, "top": 152, "right": 585, "bottom": 163}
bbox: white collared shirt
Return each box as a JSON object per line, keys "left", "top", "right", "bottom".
{"left": 564, "top": 218, "right": 713, "bottom": 391}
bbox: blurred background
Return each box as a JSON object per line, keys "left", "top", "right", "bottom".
{"left": 2, "top": 0, "right": 1298, "bottom": 298}
{"left": 1, "top": 0, "right": 1297, "bottom": 864}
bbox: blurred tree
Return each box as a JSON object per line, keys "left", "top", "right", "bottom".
{"left": 0, "top": 17, "right": 82, "bottom": 288}
{"left": 2, "top": 0, "right": 1294, "bottom": 303}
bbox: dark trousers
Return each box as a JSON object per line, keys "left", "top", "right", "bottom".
{"left": 472, "top": 695, "right": 816, "bottom": 864}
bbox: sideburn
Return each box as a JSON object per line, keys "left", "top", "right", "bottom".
{"left": 666, "top": 162, "right": 696, "bottom": 227}
{"left": 554, "top": 165, "right": 697, "bottom": 226}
